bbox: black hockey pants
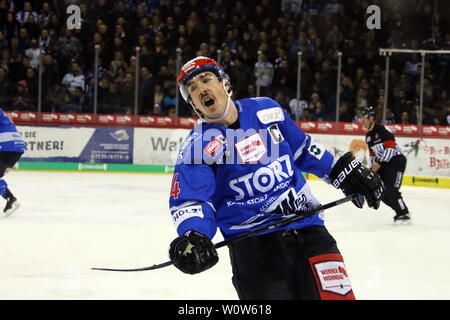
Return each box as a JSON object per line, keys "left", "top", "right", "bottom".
{"left": 228, "top": 226, "right": 355, "bottom": 300}
{"left": 0, "top": 151, "right": 23, "bottom": 177}
{"left": 377, "top": 155, "right": 409, "bottom": 216}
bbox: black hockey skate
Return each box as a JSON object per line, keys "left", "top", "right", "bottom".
{"left": 4, "top": 196, "right": 20, "bottom": 217}
{"left": 394, "top": 213, "right": 411, "bottom": 224}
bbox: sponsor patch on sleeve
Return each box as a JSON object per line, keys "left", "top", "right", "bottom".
{"left": 172, "top": 205, "right": 204, "bottom": 229}
{"left": 256, "top": 107, "right": 285, "bottom": 124}
{"left": 268, "top": 124, "right": 284, "bottom": 144}
{"left": 204, "top": 135, "right": 225, "bottom": 156}
{"left": 307, "top": 137, "right": 326, "bottom": 160}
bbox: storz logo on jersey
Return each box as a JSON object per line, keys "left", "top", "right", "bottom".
{"left": 229, "top": 154, "right": 293, "bottom": 200}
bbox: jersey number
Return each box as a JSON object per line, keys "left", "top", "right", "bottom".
{"left": 170, "top": 173, "right": 180, "bottom": 199}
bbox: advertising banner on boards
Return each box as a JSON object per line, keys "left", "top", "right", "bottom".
{"left": 17, "top": 126, "right": 133, "bottom": 164}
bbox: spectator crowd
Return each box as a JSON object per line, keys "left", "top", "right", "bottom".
{"left": 0, "top": 0, "right": 449, "bottom": 125}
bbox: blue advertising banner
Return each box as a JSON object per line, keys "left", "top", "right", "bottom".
{"left": 80, "top": 128, "right": 133, "bottom": 164}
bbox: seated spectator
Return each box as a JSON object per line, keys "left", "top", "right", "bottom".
{"left": 62, "top": 61, "right": 85, "bottom": 94}
{"left": 0, "top": 67, "right": 12, "bottom": 107}
{"left": 59, "top": 86, "right": 87, "bottom": 113}
{"left": 41, "top": 53, "right": 59, "bottom": 90}
{"left": 15, "top": 1, "right": 38, "bottom": 26}
{"left": 126, "top": 56, "right": 138, "bottom": 77}
{"left": 384, "top": 108, "right": 396, "bottom": 124}
{"left": 229, "top": 58, "right": 252, "bottom": 100}
{"left": 246, "top": 83, "right": 257, "bottom": 97}
{"left": 152, "top": 103, "right": 163, "bottom": 115}
{"left": 45, "top": 83, "right": 66, "bottom": 112}
{"left": 158, "top": 65, "right": 176, "bottom": 90}
{"left": 289, "top": 97, "right": 308, "bottom": 121}
{"left": 162, "top": 86, "right": 177, "bottom": 115}
{"left": 400, "top": 111, "right": 410, "bottom": 124}
{"left": 254, "top": 52, "right": 274, "bottom": 96}
{"left": 98, "top": 82, "right": 124, "bottom": 114}
{"left": 221, "top": 48, "right": 235, "bottom": 74}
{"left": 355, "top": 88, "right": 368, "bottom": 109}
{"left": 119, "top": 72, "right": 135, "bottom": 113}
{"left": 10, "top": 82, "right": 34, "bottom": 111}
{"left": 0, "top": 31, "right": 8, "bottom": 50}
{"left": 20, "top": 67, "right": 38, "bottom": 99}
{"left": 140, "top": 45, "right": 157, "bottom": 74}
{"left": 154, "top": 84, "right": 164, "bottom": 106}
{"left": 24, "top": 38, "right": 40, "bottom": 68}
{"left": 59, "top": 28, "right": 81, "bottom": 60}
{"left": 403, "top": 54, "right": 420, "bottom": 76}
{"left": 323, "top": 0, "right": 343, "bottom": 16}
{"left": 114, "top": 67, "right": 127, "bottom": 85}
{"left": 273, "top": 59, "right": 296, "bottom": 95}
{"left": 138, "top": 66, "right": 155, "bottom": 114}
{"left": 308, "top": 93, "right": 327, "bottom": 121}
{"left": 18, "top": 27, "right": 30, "bottom": 51}
{"left": 392, "top": 88, "right": 413, "bottom": 122}
{"left": 23, "top": 9, "right": 40, "bottom": 39}
{"left": 274, "top": 90, "right": 289, "bottom": 108}
{"left": 109, "top": 51, "right": 128, "bottom": 76}
{"left": 338, "top": 102, "right": 354, "bottom": 122}
{"left": 38, "top": 1, "right": 53, "bottom": 29}
{"left": 3, "top": 12, "right": 19, "bottom": 41}
{"left": 39, "top": 28, "right": 53, "bottom": 52}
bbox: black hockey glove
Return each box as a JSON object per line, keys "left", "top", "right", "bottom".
{"left": 329, "top": 152, "right": 384, "bottom": 209}
{"left": 169, "top": 231, "right": 218, "bottom": 275}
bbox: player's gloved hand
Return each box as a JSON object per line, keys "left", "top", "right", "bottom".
{"left": 169, "top": 231, "right": 218, "bottom": 274}
{"left": 329, "top": 152, "right": 384, "bottom": 209}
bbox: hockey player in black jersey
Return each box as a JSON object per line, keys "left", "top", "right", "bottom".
{"left": 360, "top": 106, "right": 411, "bottom": 223}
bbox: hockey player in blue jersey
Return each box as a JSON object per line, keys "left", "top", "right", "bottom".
{"left": 0, "top": 109, "right": 25, "bottom": 216}
{"left": 168, "top": 57, "right": 384, "bottom": 300}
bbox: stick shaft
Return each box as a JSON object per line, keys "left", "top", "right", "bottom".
{"left": 92, "top": 194, "right": 359, "bottom": 272}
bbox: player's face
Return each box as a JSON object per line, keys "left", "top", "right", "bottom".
{"left": 361, "top": 115, "right": 374, "bottom": 129}
{"left": 186, "top": 72, "right": 230, "bottom": 119}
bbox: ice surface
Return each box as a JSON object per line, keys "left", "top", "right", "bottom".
{"left": 0, "top": 170, "right": 448, "bottom": 300}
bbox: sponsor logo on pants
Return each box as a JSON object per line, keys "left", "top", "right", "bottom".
{"left": 309, "top": 254, "right": 355, "bottom": 300}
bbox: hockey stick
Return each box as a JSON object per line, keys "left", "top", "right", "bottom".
{"left": 91, "top": 193, "right": 361, "bottom": 272}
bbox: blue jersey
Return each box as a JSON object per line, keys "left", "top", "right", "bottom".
{"left": 0, "top": 109, "right": 25, "bottom": 153}
{"left": 169, "top": 97, "right": 335, "bottom": 240}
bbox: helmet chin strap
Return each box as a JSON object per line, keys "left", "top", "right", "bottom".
{"left": 191, "top": 81, "right": 233, "bottom": 123}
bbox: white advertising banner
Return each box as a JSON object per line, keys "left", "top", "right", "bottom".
{"left": 133, "top": 128, "right": 190, "bottom": 165}
{"left": 17, "top": 126, "right": 95, "bottom": 159}
{"left": 311, "top": 133, "right": 450, "bottom": 178}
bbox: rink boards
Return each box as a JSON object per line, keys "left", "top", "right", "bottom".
{"left": 14, "top": 125, "right": 450, "bottom": 189}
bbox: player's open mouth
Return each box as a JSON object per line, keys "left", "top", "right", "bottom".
{"left": 203, "top": 97, "right": 215, "bottom": 107}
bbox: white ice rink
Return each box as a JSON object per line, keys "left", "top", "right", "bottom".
{"left": 0, "top": 170, "right": 449, "bottom": 300}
